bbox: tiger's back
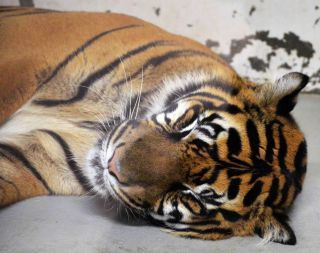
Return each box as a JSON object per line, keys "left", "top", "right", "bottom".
{"left": 0, "top": 7, "right": 307, "bottom": 245}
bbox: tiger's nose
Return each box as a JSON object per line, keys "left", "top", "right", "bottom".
{"left": 108, "top": 152, "right": 122, "bottom": 180}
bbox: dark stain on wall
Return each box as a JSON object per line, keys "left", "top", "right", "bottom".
{"left": 267, "top": 51, "right": 276, "bottom": 61}
{"left": 314, "top": 17, "right": 320, "bottom": 26}
{"left": 256, "top": 31, "right": 315, "bottom": 60}
{"left": 205, "top": 39, "right": 220, "bottom": 48}
{"left": 221, "top": 37, "right": 252, "bottom": 62}
{"left": 310, "top": 68, "right": 320, "bottom": 87}
{"left": 154, "top": 7, "right": 161, "bottom": 16}
{"left": 221, "top": 31, "right": 315, "bottom": 69}
{"left": 232, "top": 10, "right": 237, "bottom": 18}
{"left": 249, "top": 6, "right": 256, "bottom": 16}
{"left": 278, "top": 63, "right": 291, "bottom": 70}
{"left": 19, "top": 0, "right": 34, "bottom": 7}
{"left": 248, "top": 57, "right": 268, "bottom": 72}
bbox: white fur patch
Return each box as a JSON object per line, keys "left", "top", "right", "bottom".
{"left": 146, "top": 71, "right": 216, "bottom": 117}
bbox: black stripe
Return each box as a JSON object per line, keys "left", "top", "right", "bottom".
{"left": 201, "top": 198, "right": 223, "bottom": 206}
{"left": 157, "top": 195, "right": 165, "bottom": 215}
{"left": 181, "top": 92, "right": 227, "bottom": 103}
{"left": 0, "top": 149, "right": 15, "bottom": 162}
{"left": 37, "top": 24, "right": 140, "bottom": 89}
{"left": 168, "top": 130, "right": 191, "bottom": 141}
{"left": 249, "top": 160, "right": 272, "bottom": 184}
{"left": 40, "top": 130, "right": 91, "bottom": 191}
{"left": 76, "top": 120, "right": 110, "bottom": 132}
{"left": 276, "top": 125, "right": 293, "bottom": 207}
{"left": 264, "top": 177, "right": 279, "bottom": 206}
{"left": 246, "top": 119, "right": 260, "bottom": 160}
{"left": 191, "top": 139, "right": 210, "bottom": 149}
{"left": 207, "top": 103, "right": 242, "bottom": 114}
{"left": 204, "top": 79, "right": 240, "bottom": 96}
{"left": 244, "top": 103, "right": 264, "bottom": 119}
{"left": 118, "top": 187, "right": 145, "bottom": 208}
{"left": 0, "top": 8, "right": 23, "bottom": 13}
{"left": 0, "top": 144, "right": 53, "bottom": 194}
{"left": 165, "top": 219, "right": 220, "bottom": 226}
{"left": 151, "top": 114, "right": 169, "bottom": 133}
{"left": 206, "top": 123, "right": 226, "bottom": 137}
{"left": 190, "top": 168, "right": 211, "bottom": 184}
{"left": 164, "top": 79, "right": 239, "bottom": 108}
{"left": 243, "top": 180, "right": 263, "bottom": 207}
{"left": 165, "top": 103, "right": 179, "bottom": 113}
{"left": 227, "top": 156, "right": 251, "bottom": 168}
{"left": 34, "top": 40, "right": 173, "bottom": 106}
{"left": 227, "top": 168, "right": 250, "bottom": 177}
{"left": 180, "top": 195, "right": 206, "bottom": 216}
{"left": 200, "top": 113, "right": 222, "bottom": 123}
{"left": 227, "top": 128, "right": 242, "bottom": 156}
{"left": 169, "top": 226, "right": 232, "bottom": 235}
{"left": 294, "top": 140, "right": 307, "bottom": 186}
{"left": 108, "top": 169, "right": 130, "bottom": 187}
{"left": 265, "top": 122, "right": 275, "bottom": 163}
{"left": 0, "top": 175, "right": 21, "bottom": 198}
{"left": 278, "top": 125, "right": 287, "bottom": 169}
{"left": 112, "top": 122, "right": 133, "bottom": 144}
{"left": 219, "top": 208, "right": 242, "bottom": 222}
{"left": 227, "top": 178, "right": 241, "bottom": 200}
{"left": 209, "top": 143, "right": 220, "bottom": 160}
{"left": 276, "top": 180, "right": 290, "bottom": 207}
{"left": 164, "top": 83, "right": 201, "bottom": 107}
{"left": 190, "top": 167, "right": 210, "bottom": 179}
{"left": 197, "top": 127, "right": 213, "bottom": 138}
{"left": 206, "top": 167, "right": 221, "bottom": 184}
{"left": 112, "top": 49, "right": 213, "bottom": 87}
{"left": 294, "top": 140, "right": 307, "bottom": 174}
{"left": 1, "top": 10, "right": 56, "bottom": 18}
{"left": 172, "top": 105, "right": 200, "bottom": 129}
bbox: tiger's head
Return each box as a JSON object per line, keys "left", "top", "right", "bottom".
{"left": 87, "top": 72, "right": 308, "bottom": 245}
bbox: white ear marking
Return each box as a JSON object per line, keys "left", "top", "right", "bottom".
{"left": 274, "top": 72, "right": 309, "bottom": 95}
{"left": 256, "top": 72, "right": 309, "bottom": 111}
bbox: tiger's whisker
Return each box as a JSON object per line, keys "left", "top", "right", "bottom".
{"left": 135, "top": 66, "right": 144, "bottom": 120}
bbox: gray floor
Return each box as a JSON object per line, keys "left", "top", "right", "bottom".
{"left": 0, "top": 94, "right": 319, "bottom": 253}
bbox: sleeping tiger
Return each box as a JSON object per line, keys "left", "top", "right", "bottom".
{"left": 0, "top": 7, "right": 308, "bottom": 245}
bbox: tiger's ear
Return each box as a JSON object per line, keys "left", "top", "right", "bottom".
{"left": 256, "top": 72, "right": 309, "bottom": 114}
{"left": 254, "top": 212, "right": 296, "bottom": 245}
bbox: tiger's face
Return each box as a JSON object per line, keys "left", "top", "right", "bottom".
{"left": 87, "top": 72, "right": 308, "bottom": 244}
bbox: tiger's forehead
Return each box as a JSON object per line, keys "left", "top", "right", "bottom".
{"left": 146, "top": 71, "right": 249, "bottom": 117}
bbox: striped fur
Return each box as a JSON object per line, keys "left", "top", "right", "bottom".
{"left": 0, "top": 7, "right": 308, "bottom": 245}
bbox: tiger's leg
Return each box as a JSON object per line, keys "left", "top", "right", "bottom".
{"left": 0, "top": 129, "right": 90, "bottom": 207}
{"left": 0, "top": 143, "right": 51, "bottom": 206}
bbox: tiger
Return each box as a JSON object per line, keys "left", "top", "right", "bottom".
{"left": 0, "top": 6, "right": 308, "bottom": 245}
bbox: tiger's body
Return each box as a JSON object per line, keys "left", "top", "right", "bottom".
{"left": 0, "top": 7, "right": 308, "bottom": 245}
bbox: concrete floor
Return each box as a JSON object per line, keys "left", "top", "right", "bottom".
{"left": 0, "top": 94, "right": 319, "bottom": 253}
